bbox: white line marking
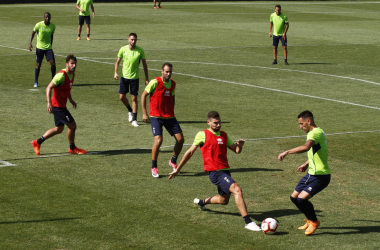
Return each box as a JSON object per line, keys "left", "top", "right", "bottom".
{"left": 0, "top": 160, "right": 16, "bottom": 167}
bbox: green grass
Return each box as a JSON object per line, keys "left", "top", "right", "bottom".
{"left": 1, "top": 1, "right": 380, "bottom": 249}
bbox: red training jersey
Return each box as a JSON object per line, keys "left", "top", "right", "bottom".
{"left": 51, "top": 70, "right": 74, "bottom": 108}
{"left": 149, "top": 77, "right": 176, "bottom": 118}
{"left": 200, "top": 129, "right": 230, "bottom": 172}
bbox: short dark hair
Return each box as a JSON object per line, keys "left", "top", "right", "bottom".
{"left": 66, "top": 54, "right": 77, "bottom": 63}
{"left": 44, "top": 12, "right": 51, "bottom": 18}
{"left": 129, "top": 33, "right": 137, "bottom": 38}
{"left": 298, "top": 110, "right": 314, "bottom": 120}
{"left": 275, "top": 5, "right": 281, "bottom": 9}
{"left": 207, "top": 111, "right": 220, "bottom": 120}
{"left": 162, "top": 62, "right": 173, "bottom": 70}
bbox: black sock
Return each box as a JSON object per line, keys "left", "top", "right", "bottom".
{"left": 171, "top": 155, "right": 178, "bottom": 164}
{"left": 133, "top": 113, "right": 137, "bottom": 121}
{"left": 290, "top": 196, "right": 302, "bottom": 210}
{"left": 274, "top": 59, "right": 277, "bottom": 62}
{"left": 35, "top": 67, "right": 40, "bottom": 83}
{"left": 152, "top": 160, "right": 157, "bottom": 169}
{"left": 78, "top": 34, "right": 81, "bottom": 37}
{"left": 198, "top": 199, "right": 206, "bottom": 207}
{"left": 285, "top": 59, "right": 288, "bottom": 63}
{"left": 297, "top": 198, "right": 317, "bottom": 221}
{"left": 70, "top": 143, "right": 76, "bottom": 150}
{"left": 243, "top": 215, "right": 253, "bottom": 224}
{"left": 51, "top": 65, "right": 56, "bottom": 79}
{"left": 87, "top": 34, "right": 90, "bottom": 37}
{"left": 37, "top": 136, "right": 45, "bottom": 145}
{"left": 126, "top": 105, "right": 132, "bottom": 113}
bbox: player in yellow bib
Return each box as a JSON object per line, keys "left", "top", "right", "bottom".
{"left": 278, "top": 111, "right": 330, "bottom": 235}
{"left": 29, "top": 12, "right": 56, "bottom": 88}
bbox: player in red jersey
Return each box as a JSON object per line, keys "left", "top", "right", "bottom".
{"left": 169, "top": 111, "right": 261, "bottom": 231}
{"left": 31, "top": 54, "right": 87, "bottom": 155}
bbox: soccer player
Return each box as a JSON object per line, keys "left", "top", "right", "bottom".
{"left": 76, "top": 0, "right": 95, "bottom": 41}
{"left": 278, "top": 111, "right": 330, "bottom": 235}
{"left": 153, "top": 0, "right": 162, "bottom": 9}
{"left": 269, "top": 5, "right": 289, "bottom": 65}
{"left": 29, "top": 12, "right": 56, "bottom": 88}
{"left": 169, "top": 111, "right": 261, "bottom": 232}
{"left": 31, "top": 55, "right": 87, "bottom": 156}
{"left": 141, "top": 63, "right": 184, "bottom": 178}
{"left": 114, "top": 33, "right": 149, "bottom": 127}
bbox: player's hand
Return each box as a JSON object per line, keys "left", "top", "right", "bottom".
{"left": 145, "top": 80, "right": 149, "bottom": 86}
{"left": 278, "top": 151, "right": 288, "bottom": 161}
{"left": 168, "top": 169, "right": 180, "bottom": 180}
{"left": 269, "top": 32, "right": 272, "bottom": 37}
{"left": 47, "top": 103, "right": 53, "bottom": 114}
{"left": 142, "top": 113, "right": 150, "bottom": 123}
{"left": 29, "top": 44, "right": 33, "bottom": 51}
{"left": 297, "top": 164, "right": 308, "bottom": 172}
{"left": 81, "top": 9, "right": 85, "bottom": 13}
{"left": 235, "top": 139, "right": 245, "bottom": 147}
{"left": 92, "top": 13, "right": 95, "bottom": 18}
{"left": 282, "top": 34, "right": 286, "bottom": 40}
{"left": 70, "top": 99, "right": 77, "bottom": 109}
{"left": 114, "top": 73, "right": 119, "bottom": 80}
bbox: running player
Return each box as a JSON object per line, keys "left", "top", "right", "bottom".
{"left": 31, "top": 55, "right": 87, "bottom": 155}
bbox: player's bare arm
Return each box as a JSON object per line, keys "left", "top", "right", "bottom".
{"left": 29, "top": 31, "right": 36, "bottom": 51}
{"left": 91, "top": 5, "right": 95, "bottom": 18}
{"left": 142, "top": 59, "right": 149, "bottom": 85}
{"left": 46, "top": 81, "right": 56, "bottom": 113}
{"left": 169, "top": 144, "right": 198, "bottom": 179}
{"left": 228, "top": 139, "right": 245, "bottom": 154}
{"left": 278, "top": 139, "right": 314, "bottom": 161}
{"left": 140, "top": 90, "right": 150, "bottom": 122}
{"left": 297, "top": 160, "right": 309, "bottom": 172}
{"left": 68, "top": 94, "right": 77, "bottom": 109}
{"left": 269, "top": 22, "right": 273, "bottom": 37}
{"left": 76, "top": 4, "right": 84, "bottom": 13}
{"left": 114, "top": 57, "right": 121, "bottom": 80}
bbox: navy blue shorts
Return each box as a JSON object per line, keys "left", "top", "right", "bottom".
{"left": 150, "top": 117, "right": 182, "bottom": 137}
{"left": 272, "top": 35, "right": 287, "bottom": 47}
{"left": 53, "top": 107, "right": 75, "bottom": 127}
{"left": 295, "top": 173, "right": 330, "bottom": 197}
{"left": 79, "top": 15, "right": 91, "bottom": 25}
{"left": 209, "top": 170, "right": 236, "bottom": 195}
{"left": 36, "top": 48, "right": 55, "bottom": 63}
{"left": 119, "top": 77, "right": 139, "bottom": 96}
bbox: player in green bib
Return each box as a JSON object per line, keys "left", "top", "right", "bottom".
{"left": 29, "top": 12, "right": 56, "bottom": 88}
{"left": 269, "top": 5, "right": 289, "bottom": 65}
{"left": 278, "top": 111, "right": 330, "bottom": 236}
{"left": 114, "top": 33, "right": 149, "bottom": 127}
{"left": 76, "top": 0, "right": 95, "bottom": 41}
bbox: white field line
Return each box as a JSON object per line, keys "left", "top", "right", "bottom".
{"left": 2, "top": 130, "right": 380, "bottom": 165}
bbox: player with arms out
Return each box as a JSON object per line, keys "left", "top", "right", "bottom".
{"left": 141, "top": 63, "right": 184, "bottom": 178}
{"left": 29, "top": 12, "right": 56, "bottom": 88}
{"left": 76, "top": 0, "right": 95, "bottom": 40}
{"left": 115, "top": 33, "right": 149, "bottom": 127}
{"left": 169, "top": 111, "right": 261, "bottom": 231}
{"left": 31, "top": 55, "right": 87, "bottom": 156}
{"left": 278, "top": 110, "right": 330, "bottom": 235}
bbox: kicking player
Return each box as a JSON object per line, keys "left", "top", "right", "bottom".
{"left": 29, "top": 12, "right": 56, "bottom": 87}
{"left": 278, "top": 110, "right": 330, "bottom": 235}
{"left": 169, "top": 111, "right": 261, "bottom": 231}
{"left": 141, "top": 63, "right": 184, "bottom": 178}
{"left": 31, "top": 54, "right": 87, "bottom": 155}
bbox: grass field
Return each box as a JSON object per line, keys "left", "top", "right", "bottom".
{"left": 1, "top": 1, "right": 380, "bottom": 249}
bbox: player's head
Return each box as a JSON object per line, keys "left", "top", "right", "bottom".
{"left": 275, "top": 5, "right": 281, "bottom": 15}
{"left": 161, "top": 63, "right": 172, "bottom": 82}
{"left": 128, "top": 33, "right": 137, "bottom": 48}
{"left": 298, "top": 110, "right": 315, "bottom": 133}
{"left": 66, "top": 54, "right": 77, "bottom": 73}
{"left": 44, "top": 12, "right": 51, "bottom": 24}
{"left": 207, "top": 111, "right": 221, "bottom": 132}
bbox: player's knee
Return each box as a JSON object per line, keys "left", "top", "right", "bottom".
{"left": 56, "top": 126, "right": 64, "bottom": 134}
{"left": 220, "top": 196, "right": 230, "bottom": 205}
{"left": 231, "top": 183, "right": 243, "bottom": 196}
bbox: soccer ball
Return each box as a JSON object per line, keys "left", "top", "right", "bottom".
{"left": 261, "top": 218, "right": 278, "bottom": 234}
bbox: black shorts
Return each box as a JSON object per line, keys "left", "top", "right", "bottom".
{"left": 295, "top": 173, "right": 330, "bottom": 197}
{"left": 272, "top": 35, "right": 287, "bottom": 47}
{"left": 209, "top": 170, "right": 236, "bottom": 196}
{"left": 36, "top": 48, "right": 55, "bottom": 63}
{"left": 53, "top": 107, "right": 75, "bottom": 127}
{"left": 150, "top": 117, "right": 182, "bottom": 137}
{"left": 119, "top": 77, "right": 139, "bottom": 96}
{"left": 79, "top": 15, "right": 91, "bottom": 25}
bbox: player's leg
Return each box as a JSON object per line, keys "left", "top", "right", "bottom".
{"left": 34, "top": 49, "right": 44, "bottom": 87}
{"left": 281, "top": 36, "right": 288, "bottom": 65}
{"left": 86, "top": 23, "right": 91, "bottom": 40}
{"left": 129, "top": 79, "right": 140, "bottom": 126}
{"left": 164, "top": 118, "right": 184, "bottom": 169}
{"left": 158, "top": 0, "right": 162, "bottom": 8}
{"left": 151, "top": 118, "right": 164, "bottom": 177}
{"left": 46, "top": 50, "right": 56, "bottom": 79}
{"left": 78, "top": 16, "right": 84, "bottom": 40}
{"left": 153, "top": 0, "right": 157, "bottom": 8}
{"left": 67, "top": 120, "right": 87, "bottom": 154}
{"left": 272, "top": 36, "right": 280, "bottom": 64}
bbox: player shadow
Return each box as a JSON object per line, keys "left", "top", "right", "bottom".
{"left": 177, "top": 167, "right": 283, "bottom": 178}
{"left": 0, "top": 217, "right": 83, "bottom": 225}
{"left": 74, "top": 83, "right": 119, "bottom": 87}
{"left": 98, "top": 149, "right": 152, "bottom": 156}
{"left": 318, "top": 220, "right": 380, "bottom": 235}
{"left": 293, "top": 63, "right": 335, "bottom": 65}
{"left": 89, "top": 39, "right": 126, "bottom": 40}
{"left": 177, "top": 121, "right": 230, "bottom": 124}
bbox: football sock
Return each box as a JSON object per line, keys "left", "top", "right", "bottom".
{"left": 87, "top": 34, "right": 90, "bottom": 37}
{"left": 198, "top": 199, "right": 206, "bottom": 207}
{"left": 51, "top": 65, "right": 56, "bottom": 79}
{"left": 78, "top": 34, "right": 81, "bottom": 37}
{"left": 171, "top": 155, "right": 178, "bottom": 164}
{"left": 37, "top": 136, "right": 45, "bottom": 145}
{"left": 243, "top": 215, "right": 253, "bottom": 224}
{"left": 285, "top": 59, "right": 288, "bottom": 63}
{"left": 35, "top": 67, "right": 40, "bottom": 83}
{"left": 133, "top": 113, "right": 137, "bottom": 121}
{"left": 290, "top": 196, "right": 302, "bottom": 210}
{"left": 152, "top": 160, "right": 157, "bottom": 169}
{"left": 297, "top": 198, "right": 317, "bottom": 222}
{"left": 126, "top": 105, "right": 133, "bottom": 113}
{"left": 69, "top": 143, "right": 76, "bottom": 150}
